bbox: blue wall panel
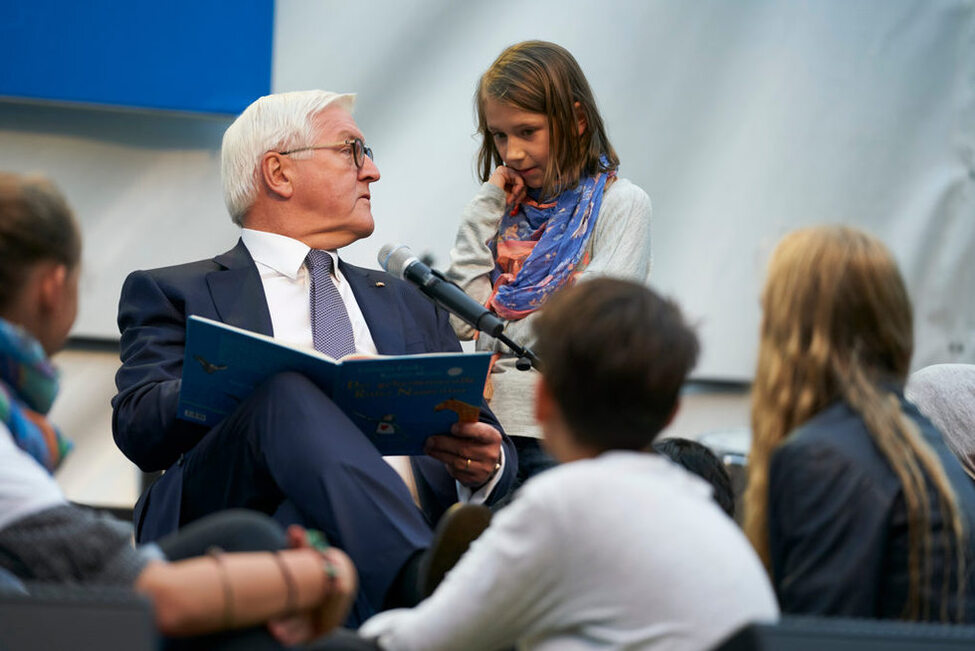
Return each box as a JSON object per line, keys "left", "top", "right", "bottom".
{"left": 0, "top": 0, "right": 273, "bottom": 115}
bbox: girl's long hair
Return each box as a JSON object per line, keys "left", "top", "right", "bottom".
{"left": 744, "top": 225, "right": 966, "bottom": 621}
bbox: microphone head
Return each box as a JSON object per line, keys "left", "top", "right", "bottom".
{"left": 378, "top": 243, "right": 418, "bottom": 278}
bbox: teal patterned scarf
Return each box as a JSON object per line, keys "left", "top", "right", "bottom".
{"left": 0, "top": 318, "right": 72, "bottom": 472}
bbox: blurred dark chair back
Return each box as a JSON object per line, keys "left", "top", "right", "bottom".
{"left": 0, "top": 582, "right": 156, "bottom": 651}
{"left": 716, "top": 616, "right": 975, "bottom": 650}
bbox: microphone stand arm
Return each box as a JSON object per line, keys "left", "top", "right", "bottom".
{"left": 428, "top": 269, "right": 541, "bottom": 372}
{"left": 496, "top": 332, "right": 541, "bottom": 372}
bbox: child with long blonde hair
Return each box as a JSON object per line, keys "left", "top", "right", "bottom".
{"left": 745, "top": 225, "right": 975, "bottom": 621}
{"left": 446, "top": 41, "right": 652, "bottom": 486}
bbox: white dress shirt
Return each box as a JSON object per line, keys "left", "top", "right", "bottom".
{"left": 240, "top": 229, "right": 377, "bottom": 354}
{"left": 239, "top": 229, "right": 502, "bottom": 504}
{"left": 362, "top": 452, "right": 779, "bottom": 651}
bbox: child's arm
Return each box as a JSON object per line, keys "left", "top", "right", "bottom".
{"left": 135, "top": 545, "right": 357, "bottom": 640}
{"left": 445, "top": 182, "right": 508, "bottom": 339}
{"left": 578, "top": 180, "right": 653, "bottom": 284}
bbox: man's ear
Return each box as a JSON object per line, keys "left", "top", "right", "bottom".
{"left": 260, "top": 151, "right": 296, "bottom": 199}
{"left": 573, "top": 101, "right": 587, "bottom": 137}
{"left": 662, "top": 399, "right": 681, "bottom": 430}
{"left": 534, "top": 376, "right": 555, "bottom": 425}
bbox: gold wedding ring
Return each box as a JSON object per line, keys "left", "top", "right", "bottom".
{"left": 466, "top": 458, "right": 472, "bottom": 470}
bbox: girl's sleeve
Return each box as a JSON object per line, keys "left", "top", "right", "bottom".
{"left": 578, "top": 181, "right": 653, "bottom": 284}
{"left": 445, "top": 183, "right": 507, "bottom": 339}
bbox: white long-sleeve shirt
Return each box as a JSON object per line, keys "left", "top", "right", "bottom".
{"left": 361, "top": 451, "right": 778, "bottom": 650}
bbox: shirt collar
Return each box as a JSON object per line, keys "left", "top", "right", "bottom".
{"left": 240, "top": 229, "right": 340, "bottom": 280}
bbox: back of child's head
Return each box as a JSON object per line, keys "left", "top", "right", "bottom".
{"left": 533, "top": 277, "right": 699, "bottom": 453}
{"left": 653, "top": 438, "right": 735, "bottom": 517}
{"left": 0, "top": 173, "right": 81, "bottom": 314}
{"left": 475, "top": 40, "right": 619, "bottom": 197}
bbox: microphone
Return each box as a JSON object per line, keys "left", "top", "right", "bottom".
{"left": 378, "top": 243, "right": 506, "bottom": 337}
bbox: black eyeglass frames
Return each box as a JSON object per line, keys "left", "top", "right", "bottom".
{"left": 279, "top": 137, "right": 374, "bottom": 168}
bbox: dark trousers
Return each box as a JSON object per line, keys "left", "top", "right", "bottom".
{"left": 172, "top": 372, "right": 433, "bottom": 625}
{"left": 158, "top": 508, "right": 287, "bottom": 558}
{"left": 510, "top": 436, "right": 557, "bottom": 493}
{"left": 491, "top": 436, "right": 557, "bottom": 510}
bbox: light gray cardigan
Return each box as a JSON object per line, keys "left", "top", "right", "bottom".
{"left": 445, "top": 179, "right": 653, "bottom": 439}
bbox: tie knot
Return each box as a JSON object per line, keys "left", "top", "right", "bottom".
{"left": 306, "top": 249, "right": 334, "bottom": 274}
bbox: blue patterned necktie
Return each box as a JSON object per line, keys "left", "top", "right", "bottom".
{"left": 306, "top": 250, "right": 357, "bottom": 359}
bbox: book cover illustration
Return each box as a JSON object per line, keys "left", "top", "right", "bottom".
{"left": 178, "top": 316, "right": 491, "bottom": 455}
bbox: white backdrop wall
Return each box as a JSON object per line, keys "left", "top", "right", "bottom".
{"left": 1, "top": 0, "right": 973, "bottom": 380}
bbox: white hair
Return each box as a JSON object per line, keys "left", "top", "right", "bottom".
{"left": 221, "top": 90, "right": 356, "bottom": 225}
{"left": 906, "top": 364, "right": 975, "bottom": 479}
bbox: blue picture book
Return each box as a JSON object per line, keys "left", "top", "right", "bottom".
{"left": 177, "top": 316, "right": 491, "bottom": 455}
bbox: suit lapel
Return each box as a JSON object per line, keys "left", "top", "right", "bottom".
{"left": 206, "top": 239, "right": 274, "bottom": 336}
{"left": 340, "top": 261, "right": 405, "bottom": 354}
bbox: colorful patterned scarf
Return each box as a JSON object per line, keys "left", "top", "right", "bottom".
{"left": 488, "top": 163, "right": 615, "bottom": 320}
{"left": 0, "top": 318, "right": 72, "bottom": 472}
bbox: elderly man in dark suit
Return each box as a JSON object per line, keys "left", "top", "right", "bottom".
{"left": 112, "top": 90, "right": 516, "bottom": 625}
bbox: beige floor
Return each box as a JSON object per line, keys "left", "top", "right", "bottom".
{"left": 49, "top": 348, "right": 752, "bottom": 508}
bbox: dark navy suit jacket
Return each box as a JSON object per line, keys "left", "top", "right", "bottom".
{"left": 112, "top": 240, "right": 515, "bottom": 540}
{"left": 768, "top": 396, "right": 975, "bottom": 619}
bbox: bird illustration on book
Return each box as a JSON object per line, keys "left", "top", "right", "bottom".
{"left": 434, "top": 398, "right": 480, "bottom": 423}
{"left": 193, "top": 355, "right": 227, "bottom": 374}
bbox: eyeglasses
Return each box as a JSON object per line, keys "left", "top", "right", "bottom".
{"left": 279, "top": 137, "right": 374, "bottom": 169}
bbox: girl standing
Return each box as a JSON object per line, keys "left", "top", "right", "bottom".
{"left": 447, "top": 41, "right": 653, "bottom": 486}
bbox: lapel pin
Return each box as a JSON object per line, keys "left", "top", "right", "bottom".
{"left": 375, "top": 281, "right": 386, "bottom": 287}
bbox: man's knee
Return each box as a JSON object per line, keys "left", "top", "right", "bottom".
{"left": 253, "top": 371, "right": 323, "bottom": 404}
{"left": 238, "top": 371, "right": 359, "bottom": 452}
{"left": 242, "top": 371, "right": 339, "bottom": 424}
